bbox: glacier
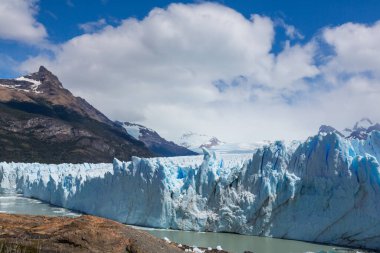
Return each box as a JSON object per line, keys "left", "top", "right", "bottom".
{"left": 1, "top": 131, "right": 380, "bottom": 250}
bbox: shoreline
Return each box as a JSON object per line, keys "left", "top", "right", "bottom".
{"left": 0, "top": 213, "right": 230, "bottom": 253}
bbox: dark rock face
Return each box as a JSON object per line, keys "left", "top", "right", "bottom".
{"left": 345, "top": 119, "right": 380, "bottom": 140}
{"left": 353, "top": 117, "right": 373, "bottom": 131}
{"left": 0, "top": 214, "right": 183, "bottom": 253}
{"left": 318, "top": 125, "right": 344, "bottom": 137}
{"left": 320, "top": 119, "right": 380, "bottom": 141}
{"left": 199, "top": 137, "right": 223, "bottom": 149}
{"left": 0, "top": 66, "right": 152, "bottom": 163}
{"left": 118, "top": 122, "right": 197, "bottom": 157}
{"left": 368, "top": 123, "right": 380, "bottom": 133}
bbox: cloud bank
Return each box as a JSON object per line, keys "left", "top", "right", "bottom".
{"left": 0, "top": 0, "right": 47, "bottom": 43}
{"left": 19, "top": 3, "right": 380, "bottom": 142}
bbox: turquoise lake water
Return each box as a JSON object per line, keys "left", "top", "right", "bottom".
{"left": 0, "top": 191, "right": 367, "bottom": 253}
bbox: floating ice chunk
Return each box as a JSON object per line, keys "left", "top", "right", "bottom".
{"left": 192, "top": 247, "right": 204, "bottom": 253}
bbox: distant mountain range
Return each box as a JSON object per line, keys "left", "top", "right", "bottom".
{"left": 319, "top": 118, "right": 380, "bottom": 140}
{"left": 176, "top": 132, "right": 270, "bottom": 154}
{"left": 178, "top": 118, "right": 380, "bottom": 155}
{"left": 177, "top": 132, "right": 225, "bottom": 150}
{"left": 116, "top": 122, "right": 197, "bottom": 157}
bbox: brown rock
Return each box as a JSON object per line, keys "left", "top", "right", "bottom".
{"left": 0, "top": 66, "right": 152, "bottom": 163}
{"left": 0, "top": 213, "right": 183, "bottom": 253}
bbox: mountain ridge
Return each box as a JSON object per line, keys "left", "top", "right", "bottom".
{"left": 177, "top": 132, "right": 224, "bottom": 150}
{"left": 0, "top": 66, "right": 152, "bottom": 163}
{"left": 319, "top": 118, "right": 380, "bottom": 140}
{"left": 117, "top": 122, "right": 197, "bottom": 157}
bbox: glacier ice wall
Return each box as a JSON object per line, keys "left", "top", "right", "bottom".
{"left": 1, "top": 132, "right": 380, "bottom": 250}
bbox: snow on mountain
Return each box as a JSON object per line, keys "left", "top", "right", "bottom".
{"left": 0, "top": 75, "right": 43, "bottom": 94}
{"left": 1, "top": 129, "right": 380, "bottom": 250}
{"left": 178, "top": 132, "right": 224, "bottom": 150}
{"left": 15, "top": 76, "right": 43, "bottom": 93}
{"left": 120, "top": 122, "right": 150, "bottom": 140}
{"left": 177, "top": 132, "right": 270, "bottom": 154}
{"left": 117, "top": 122, "right": 197, "bottom": 157}
{"left": 205, "top": 141, "right": 273, "bottom": 154}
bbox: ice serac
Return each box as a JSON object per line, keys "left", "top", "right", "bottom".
{"left": 1, "top": 132, "right": 380, "bottom": 250}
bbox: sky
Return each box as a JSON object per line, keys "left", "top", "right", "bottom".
{"left": 1, "top": 0, "right": 380, "bottom": 143}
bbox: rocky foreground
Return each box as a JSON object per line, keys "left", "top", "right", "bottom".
{"left": 0, "top": 214, "right": 229, "bottom": 253}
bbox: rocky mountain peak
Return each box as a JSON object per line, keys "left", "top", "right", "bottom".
{"left": 0, "top": 67, "right": 152, "bottom": 163}
{"left": 353, "top": 117, "right": 373, "bottom": 131}
{"left": 28, "top": 66, "right": 63, "bottom": 90}
{"left": 38, "top": 65, "right": 50, "bottom": 73}
{"left": 318, "top": 125, "right": 344, "bottom": 137}
{"left": 320, "top": 118, "right": 380, "bottom": 140}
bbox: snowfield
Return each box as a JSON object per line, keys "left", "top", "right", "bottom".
{"left": 1, "top": 131, "right": 380, "bottom": 250}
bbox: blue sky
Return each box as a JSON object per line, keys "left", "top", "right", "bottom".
{"left": 38, "top": 0, "right": 380, "bottom": 42}
{"left": 0, "top": 0, "right": 380, "bottom": 141}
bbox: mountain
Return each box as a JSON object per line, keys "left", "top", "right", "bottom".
{"left": 2, "top": 126, "right": 380, "bottom": 250}
{"left": 177, "top": 132, "right": 224, "bottom": 151}
{"left": 344, "top": 118, "right": 380, "bottom": 139}
{"left": 318, "top": 125, "right": 344, "bottom": 137}
{"left": 0, "top": 66, "right": 151, "bottom": 163}
{"left": 320, "top": 118, "right": 380, "bottom": 140}
{"left": 177, "top": 132, "right": 270, "bottom": 154}
{"left": 116, "top": 122, "right": 197, "bottom": 157}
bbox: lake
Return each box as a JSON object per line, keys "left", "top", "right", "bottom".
{"left": 140, "top": 227, "right": 356, "bottom": 253}
{"left": 0, "top": 191, "right": 364, "bottom": 253}
{"left": 0, "top": 190, "right": 80, "bottom": 217}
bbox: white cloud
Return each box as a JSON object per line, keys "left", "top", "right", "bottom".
{"left": 79, "top": 18, "right": 107, "bottom": 33}
{"left": 271, "top": 41, "right": 319, "bottom": 89}
{"left": 275, "top": 19, "right": 304, "bottom": 40}
{"left": 322, "top": 21, "right": 380, "bottom": 83}
{"left": 0, "top": 0, "right": 47, "bottom": 43}
{"left": 20, "top": 3, "right": 380, "bottom": 142}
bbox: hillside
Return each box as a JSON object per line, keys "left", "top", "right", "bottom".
{"left": 0, "top": 66, "right": 152, "bottom": 163}
{"left": 118, "top": 122, "right": 197, "bottom": 157}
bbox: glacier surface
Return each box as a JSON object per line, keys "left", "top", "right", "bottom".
{"left": 1, "top": 132, "right": 380, "bottom": 250}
